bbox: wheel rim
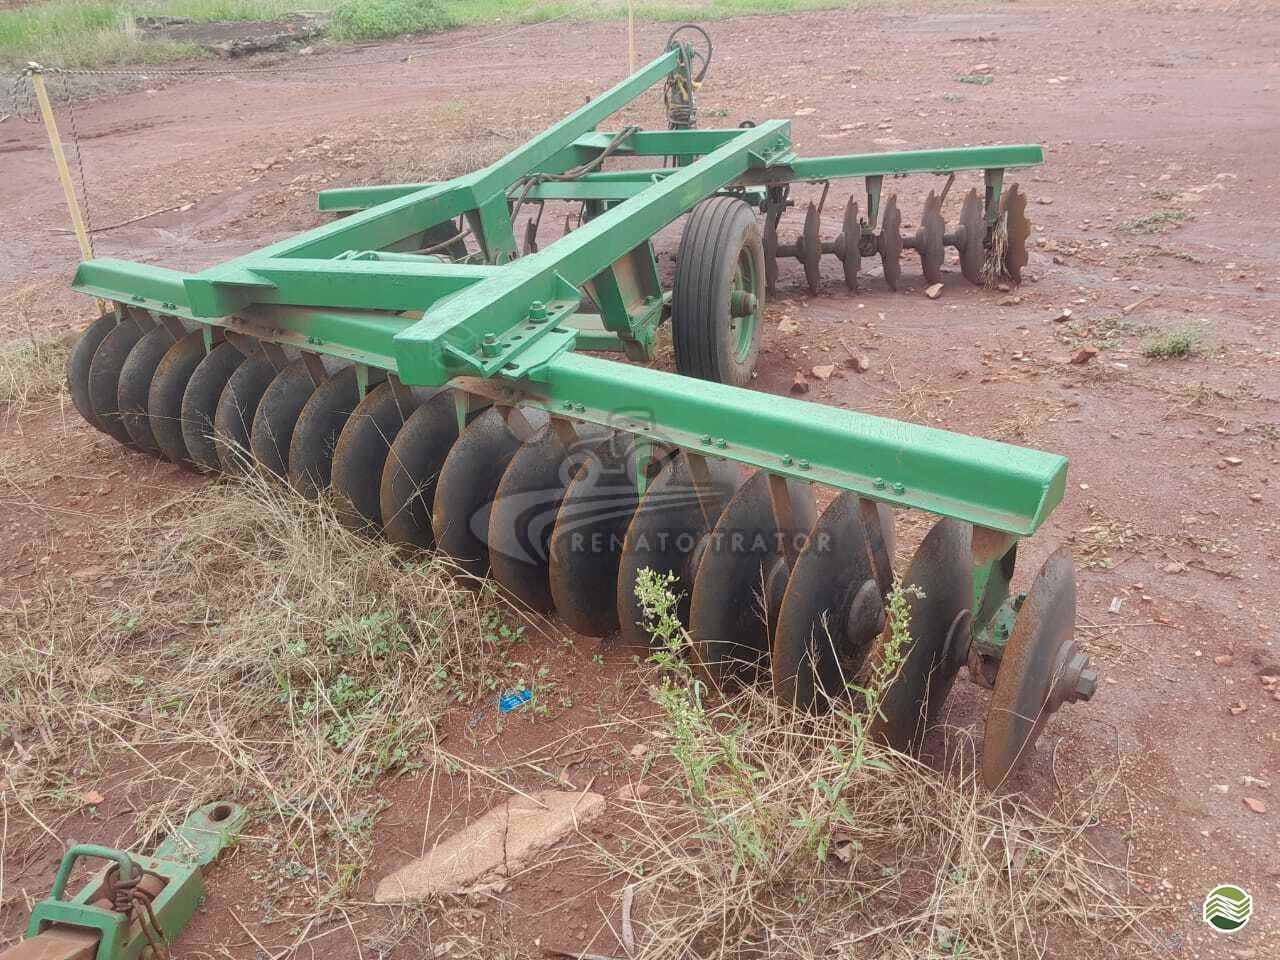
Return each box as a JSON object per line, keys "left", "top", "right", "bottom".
{"left": 729, "top": 245, "right": 760, "bottom": 364}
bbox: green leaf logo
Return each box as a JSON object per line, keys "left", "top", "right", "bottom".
{"left": 1203, "top": 884, "right": 1252, "bottom": 932}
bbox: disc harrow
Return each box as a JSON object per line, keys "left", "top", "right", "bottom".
{"left": 61, "top": 30, "right": 1092, "bottom": 789}
{"left": 764, "top": 178, "right": 1032, "bottom": 295}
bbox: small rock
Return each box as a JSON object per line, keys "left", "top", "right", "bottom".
{"left": 1163, "top": 561, "right": 1187, "bottom": 573}
{"left": 629, "top": 743, "right": 648, "bottom": 759}
{"left": 997, "top": 295, "right": 1022, "bottom": 306}
{"left": 1228, "top": 700, "right": 1248, "bottom": 716}
{"left": 1243, "top": 797, "right": 1267, "bottom": 814}
{"left": 790, "top": 374, "right": 810, "bottom": 394}
{"left": 1069, "top": 345, "right": 1099, "bottom": 365}
{"left": 778, "top": 318, "right": 800, "bottom": 335}
{"left": 1051, "top": 308, "right": 1073, "bottom": 323}
{"left": 1036, "top": 196, "right": 1054, "bottom": 205}
{"left": 1221, "top": 456, "right": 1243, "bottom": 467}
{"left": 846, "top": 353, "right": 871, "bottom": 373}
{"left": 925, "top": 282, "right": 944, "bottom": 299}
{"left": 811, "top": 364, "right": 836, "bottom": 381}
{"left": 82, "top": 789, "right": 105, "bottom": 806}
{"left": 1211, "top": 783, "right": 1230, "bottom": 794}
{"left": 1214, "top": 654, "right": 1234, "bottom": 667}
{"left": 1108, "top": 597, "right": 1124, "bottom": 614}
{"left": 973, "top": 62, "right": 991, "bottom": 72}
{"left": 1249, "top": 492, "right": 1263, "bottom": 502}
{"left": 1241, "top": 776, "right": 1270, "bottom": 790}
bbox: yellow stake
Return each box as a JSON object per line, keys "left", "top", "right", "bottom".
{"left": 28, "top": 63, "right": 107, "bottom": 314}
{"left": 627, "top": 0, "right": 636, "bottom": 74}
{"left": 29, "top": 65, "right": 94, "bottom": 262}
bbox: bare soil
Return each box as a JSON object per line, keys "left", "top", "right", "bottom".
{"left": 2, "top": 3, "right": 1278, "bottom": 958}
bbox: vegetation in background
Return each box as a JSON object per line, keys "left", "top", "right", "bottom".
{"left": 0, "top": 0, "right": 851, "bottom": 69}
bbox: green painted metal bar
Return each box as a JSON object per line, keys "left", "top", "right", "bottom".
{"left": 72, "top": 259, "right": 193, "bottom": 316}
{"left": 573, "top": 128, "right": 753, "bottom": 156}
{"left": 316, "top": 142, "right": 1043, "bottom": 215}
{"left": 523, "top": 180, "right": 656, "bottom": 201}
{"left": 742, "top": 144, "right": 1046, "bottom": 184}
{"left": 183, "top": 258, "right": 496, "bottom": 317}
{"left": 468, "top": 48, "right": 681, "bottom": 203}
{"left": 520, "top": 351, "right": 1066, "bottom": 536}
{"left": 393, "top": 120, "right": 793, "bottom": 385}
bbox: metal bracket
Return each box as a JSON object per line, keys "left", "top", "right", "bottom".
{"left": 16, "top": 802, "right": 246, "bottom": 960}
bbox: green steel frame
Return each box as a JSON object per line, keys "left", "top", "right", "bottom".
{"left": 69, "top": 43, "right": 1060, "bottom": 650}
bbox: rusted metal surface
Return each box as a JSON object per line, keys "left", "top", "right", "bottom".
{"left": 982, "top": 546, "right": 1096, "bottom": 789}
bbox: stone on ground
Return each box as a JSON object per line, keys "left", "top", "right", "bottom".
{"left": 375, "top": 790, "right": 606, "bottom": 902}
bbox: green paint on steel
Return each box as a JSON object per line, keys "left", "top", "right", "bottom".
{"left": 521, "top": 352, "right": 1067, "bottom": 536}
{"left": 24, "top": 803, "right": 244, "bottom": 960}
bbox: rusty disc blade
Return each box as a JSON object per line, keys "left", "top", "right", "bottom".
{"left": 957, "top": 188, "right": 986, "bottom": 285}
{"left": 489, "top": 421, "right": 608, "bottom": 612}
{"left": 181, "top": 342, "right": 245, "bottom": 472}
{"left": 868, "top": 517, "right": 973, "bottom": 753}
{"left": 841, "top": 196, "right": 861, "bottom": 291}
{"left": 689, "top": 470, "right": 816, "bottom": 686}
{"left": 432, "top": 406, "right": 524, "bottom": 578}
{"left": 772, "top": 491, "right": 880, "bottom": 711}
{"left": 288, "top": 366, "right": 359, "bottom": 499}
{"left": 762, "top": 207, "right": 781, "bottom": 295}
{"left": 802, "top": 201, "right": 822, "bottom": 294}
{"left": 214, "top": 357, "right": 276, "bottom": 473}
{"left": 878, "top": 194, "right": 903, "bottom": 292}
{"left": 982, "top": 546, "right": 1080, "bottom": 790}
{"left": 67, "top": 313, "right": 120, "bottom": 433}
{"left": 88, "top": 313, "right": 147, "bottom": 445}
{"left": 118, "top": 324, "right": 177, "bottom": 454}
{"left": 548, "top": 435, "right": 646, "bottom": 637}
{"left": 918, "top": 191, "right": 946, "bottom": 285}
{"left": 251, "top": 360, "right": 318, "bottom": 478}
{"left": 331, "top": 382, "right": 423, "bottom": 531}
{"left": 1003, "top": 183, "right": 1032, "bottom": 283}
{"left": 148, "top": 330, "right": 207, "bottom": 468}
{"left": 379, "top": 391, "right": 459, "bottom": 550}
{"left": 616, "top": 452, "right": 744, "bottom": 648}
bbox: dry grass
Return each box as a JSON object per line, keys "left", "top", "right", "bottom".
{"left": 0, "top": 279, "right": 84, "bottom": 420}
{"left": 1, "top": 462, "right": 1145, "bottom": 956}
{"left": 0, "top": 468, "right": 530, "bottom": 896}
{"left": 592, "top": 571, "right": 1146, "bottom": 959}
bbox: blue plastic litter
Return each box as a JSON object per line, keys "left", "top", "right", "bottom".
{"left": 499, "top": 689, "right": 533, "bottom": 713}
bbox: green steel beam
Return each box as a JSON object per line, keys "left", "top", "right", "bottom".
{"left": 393, "top": 120, "right": 794, "bottom": 385}
{"left": 317, "top": 142, "right": 1043, "bottom": 213}
{"left": 187, "top": 258, "right": 496, "bottom": 317}
{"left": 520, "top": 351, "right": 1067, "bottom": 536}
{"left": 743, "top": 144, "right": 1046, "bottom": 184}
{"left": 72, "top": 260, "right": 194, "bottom": 317}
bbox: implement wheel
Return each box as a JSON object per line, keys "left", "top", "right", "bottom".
{"left": 672, "top": 196, "right": 764, "bottom": 387}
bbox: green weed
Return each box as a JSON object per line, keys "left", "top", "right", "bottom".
{"left": 1120, "top": 209, "right": 1193, "bottom": 234}
{"left": 1143, "top": 326, "right": 1201, "bottom": 359}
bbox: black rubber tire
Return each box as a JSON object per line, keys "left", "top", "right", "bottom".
{"left": 118, "top": 324, "right": 178, "bottom": 454}
{"left": 66, "top": 313, "right": 119, "bottom": 433}
{"left": 181, "top": 341, "right": 246, "bottom": 472}
{"left": 672, "top": 196, "right": 765, "bottom": 387}
{"left": 214, "top": 357, "right": 277, "bottom": 473}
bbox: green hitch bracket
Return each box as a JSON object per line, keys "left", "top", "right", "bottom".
{"left": 14, "top": 802, "right": 247, "bottom": 960}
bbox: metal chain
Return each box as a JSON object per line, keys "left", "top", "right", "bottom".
{"left": 57, "top": 72, "right": 94, "bottom": 242}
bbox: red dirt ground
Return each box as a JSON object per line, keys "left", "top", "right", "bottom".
{"left": 2, "top": 3, "right": 1277, "bottom": 958}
